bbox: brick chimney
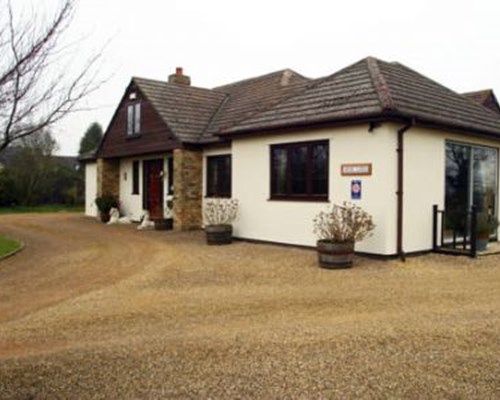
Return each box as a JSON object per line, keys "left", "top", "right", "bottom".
{"left": 168, "top": 67, "right": 191, "bottom": 86}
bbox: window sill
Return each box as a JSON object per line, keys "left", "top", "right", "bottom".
{"left": 205, "top": 195, "right": 232, "bottom": 199}
{"left": 126, "top": 133, "right": 142, "bottom": 140}
{"left": 268, "top": 196, "right": 329, "bottom": 203}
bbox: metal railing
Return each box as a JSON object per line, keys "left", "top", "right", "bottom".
{"left": 432, "top": 204, "right": 477, "bottom": 258}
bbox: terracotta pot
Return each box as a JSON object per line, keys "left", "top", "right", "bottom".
{"left": 317, "top": 240, "right": 354, "bottom": 269}
{"left": 206, "top": 224, "right": 233, "bottom": 245}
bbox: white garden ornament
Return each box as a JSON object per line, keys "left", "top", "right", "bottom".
{"left": 107, "top": 207, "right": 132, "bottom": 225}
{"left": 137, "top": 210, "right": 155, "bottom": 230}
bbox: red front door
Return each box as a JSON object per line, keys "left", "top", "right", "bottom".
{"left": 144, "top": 159, "right": 164, "bottom": 220}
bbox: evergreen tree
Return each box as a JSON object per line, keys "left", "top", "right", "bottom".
{"left": 79, "top": 122, "right": 103, "bottom": 156}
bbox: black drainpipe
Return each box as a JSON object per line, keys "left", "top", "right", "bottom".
{"left": 396, "top": 121, "right": 413, "bottom": 261}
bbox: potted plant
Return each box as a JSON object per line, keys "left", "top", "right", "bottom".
{"left": 95, "top": 195, "right": 119, "bottom": 223}
{"left": 313, "top": 201, "right": 375, "bottom": 269}
{"left": 203, "top": 198, "right": 239, "bottom": 245}
{"left": 475, "top": 212, "right": 498, "bottom": 251}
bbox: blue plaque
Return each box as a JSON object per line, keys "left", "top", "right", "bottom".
{"left": 351, "top": 180, "right": 362, "bottom": 200}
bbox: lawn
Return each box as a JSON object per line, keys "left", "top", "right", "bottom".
{"left": 0, "top": 204, "right": 83, "bottom": 215}
{"left": 0, "top": 233, "right": 21, "bottom": 258}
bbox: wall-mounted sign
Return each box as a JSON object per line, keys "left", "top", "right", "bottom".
{"left": 341, "top": 163, "right": 372, "bottom": 176}
{"left": 351, "top": 180, "right": 362, "bottom": 200}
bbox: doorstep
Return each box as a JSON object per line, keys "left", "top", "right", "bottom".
{"left": 478, "top": 241, "right": 500, "bottom": 256}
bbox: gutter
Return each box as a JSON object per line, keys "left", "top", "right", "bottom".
{"left": 396, "top": 120, "right": 413, "bottom": 261}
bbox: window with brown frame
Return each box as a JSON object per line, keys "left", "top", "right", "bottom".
{"left": 206, "top": 155, "right": 231, "bottom": 197}
{"left": 270, "top": 140, "right": 329, "bottom": 200}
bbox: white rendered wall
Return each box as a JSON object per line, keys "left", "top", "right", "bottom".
{"left": 84, "top": 162, "right": 98, "bottom": 217}
{"left": 204, "top": 124, "right": 500, "bottom": 256}
{"left": 231, "top": 125, "right": 398, "bottom": 255}
{"left": 403, "top": 125, "right": 500, "bottom": 253}
{"left": 119, "top": 158, "right": 143, "bottom": 221}
{"left": 119, "top": 154, "right": 172, "bottom": 222}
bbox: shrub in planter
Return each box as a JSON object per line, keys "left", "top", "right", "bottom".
{"left": 95, "top": 195, "right": 119, "bottom": 223}
{"left": 313, "top": 202, "right": 375, "bottom": 269}
{"left": 203, "top": 198, "right": 238, "bottom": 245}
{"left": 475, "top": 212, "right": 498, "bottom": 251}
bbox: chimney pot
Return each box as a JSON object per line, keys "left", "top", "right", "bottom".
{"left": 176, "top": 67, "right": 183, "bottom": 76}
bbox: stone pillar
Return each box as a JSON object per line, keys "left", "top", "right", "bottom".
{"left": 96, "top": 158, "right": 120, "bottom": 199}
{"left": 173, "top": 148, "right": 202, "bottom": 230}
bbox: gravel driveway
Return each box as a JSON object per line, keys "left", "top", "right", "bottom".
{"left": 0, "top": 213, "right": 499, "bottom": 399}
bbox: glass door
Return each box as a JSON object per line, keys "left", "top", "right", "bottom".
{"left": 445, "top": 142, "right": 498, "bottom": 241}
{"left": 472, "top": 146, "right": 497, "bottom": 217}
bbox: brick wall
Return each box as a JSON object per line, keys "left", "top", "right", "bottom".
{"left": 173, "top": 148, "right": 202, "bottom": 230}
{"left": 96, "top": 158, "right": 120, "bottom": 198}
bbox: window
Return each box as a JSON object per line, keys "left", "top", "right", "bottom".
{"left": 270, "top": 140, "right": 328, "bottom": 200}
{"left": 127, "top": 103, "right": 141, "bottom": 135}
{"left": 132, "top": 160, "right": 140, "bottom": 194}
{"left": 206, "top": 155, "right": 231, "bottom": 197}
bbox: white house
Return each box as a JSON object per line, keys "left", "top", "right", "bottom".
{"left": 83, "top": 57, "right": 500, "bottom": 258}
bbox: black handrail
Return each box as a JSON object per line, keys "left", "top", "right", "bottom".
{"left": 432, "top": 204, "right": 477, "bottom": 258}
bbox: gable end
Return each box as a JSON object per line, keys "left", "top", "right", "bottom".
{"left": 98, "top": 82, "right": 181, "bottom": 158}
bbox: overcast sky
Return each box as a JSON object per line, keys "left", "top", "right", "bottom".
{"left": 31, "top": 0, "right": 500, "bottom": 155}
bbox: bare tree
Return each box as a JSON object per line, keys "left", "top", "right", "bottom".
{"left": 0, "top": 0, "right": 103, "bottom": 153}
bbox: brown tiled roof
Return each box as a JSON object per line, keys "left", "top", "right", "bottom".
{"left": 379, "top": 61, "right": 500, "bottom": 135}
{"left": 207, "top": 70, "right": 310, "bottom": 135}
{"left": 462, "top": 89, "right": 500, "bottom": 115}
{"left": 226, "top": 57, "right": 500, "bottom": 137}
{"left": 132, "top": 77, "right": 227, "bottom": 143}
{"left": 130, "top": 58, "right": 500, "bottom": 144}
{"left": 223, "top": 59, "right": 385, "bottom": 133}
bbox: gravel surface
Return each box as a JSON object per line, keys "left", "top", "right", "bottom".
{"left": 0, "top": 213, "right": 499, "bottom": 399}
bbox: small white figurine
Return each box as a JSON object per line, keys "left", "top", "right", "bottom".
{"left": 137, "top": 210, "right": 155, "bottom": 230}
{"left": 107, "top": 207, "right": 120, "bottom": 224}
{"left": 107, "top": 207, "right": 132, "bottom": 225}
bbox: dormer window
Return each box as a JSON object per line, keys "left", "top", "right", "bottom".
{"left": 127, "top": 102, "right": 141, "bottom": 135}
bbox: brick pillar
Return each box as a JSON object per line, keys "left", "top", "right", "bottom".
{"left": 173, "top": 148, "right": 202, "bottom": 230}
{"left": 96, "top": 158, "right": 120, "bottom": 199}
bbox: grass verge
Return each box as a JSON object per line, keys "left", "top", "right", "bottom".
{"left": 0, "top": 204, "right": 84, "bottom": 215}
{"left": 0, "top": 234, "right": 22, "bottom": 258}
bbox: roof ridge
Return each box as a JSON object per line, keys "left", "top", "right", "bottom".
{"left": 132, "top": 76, "right": 218, "bottom": 94}
{"left": 366, "top": 57, "right": 395, "bottom": 112}
{"left": 199, "top": 93, "right": 231, "bottom": 141}
{"left": 213, "top": 69, "right": 305, "bottom": 92}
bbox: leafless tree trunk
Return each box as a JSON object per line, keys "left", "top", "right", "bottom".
{"left": 0, "top": 0, "right": 103, "bottom": 153}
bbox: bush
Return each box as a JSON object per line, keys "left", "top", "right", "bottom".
{"left": 95, "top": 195, "right": 118, "bottom": 214}
{"left": 476, "top": 212, "right": 499, "bottom": 238}
{"left": 313, "top": 201, "right": 375, "bottom": 243}
{"left": 204, "top": 198, "right": 238, "bottom": 226}
{"left": 0, "top": 170, "right": 16, "bottom": 206}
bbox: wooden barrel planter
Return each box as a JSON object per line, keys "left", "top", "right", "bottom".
{"left": 205, "top": 224, "right": 233, "bottom": 245}
{"left": 99, "top": 211, "right": 110, "bottom": 223}
{"left": 317, "top": 240, "right": 354, "bottom": 269}
{"left": 153, "top": 218, "right": 173, "bottom": 231}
